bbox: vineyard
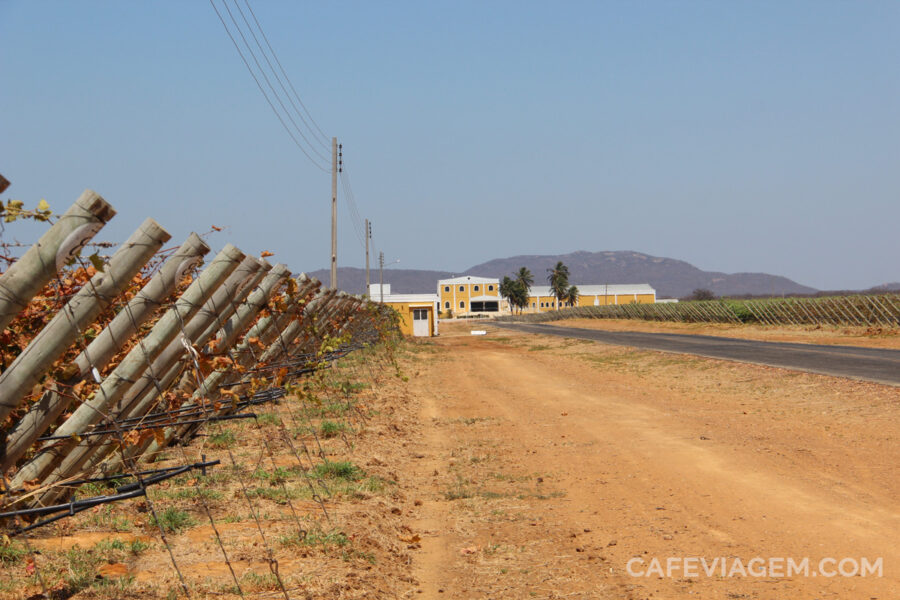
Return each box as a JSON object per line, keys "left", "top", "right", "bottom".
{"left": 497, "top": 294, "right": 900, "bottom": 328}
{"left": 0, "top": 184, "right": 407, "bottom": 598}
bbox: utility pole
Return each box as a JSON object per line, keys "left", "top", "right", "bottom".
{"left": 379, "top": 251, "right": 384, "bottom": 303}
{"left": 330, "top": 137, "right": 338, "bottom": 290}
{"left": 365, "top": 219, "right": 371, "bottom": 297}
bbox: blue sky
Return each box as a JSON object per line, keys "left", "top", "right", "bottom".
{"left": 2, "top": 1, "right": 898, "bottom": 290}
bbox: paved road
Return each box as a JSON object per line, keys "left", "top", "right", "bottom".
{"left": 496, "top": 322, "right": 900, "bottom": 386}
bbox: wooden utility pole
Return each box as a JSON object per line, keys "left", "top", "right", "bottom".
{"left": 365, "top": 219, "right": 371, "bottom": 296}
{"left": 330, "top": 136, "right": 338, "bottom": 290}
{"left": 379, "top": 251, "right": 384, "bottom": 302}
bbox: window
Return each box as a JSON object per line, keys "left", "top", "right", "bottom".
{"left": 444, "top": 286, "right": 450, "bottom": 292}
{"left": 473, "top": 285, "right": 479, "bottom": 292}
{"left": 532, "top": 302, "right": 535, "bottom": 308}
{"left": 471, "top": 300, "right": 499, "bottom": 312}
{"left": 459, "top": 301, "right": 465, "bottom": 309}
{"left": 444, "top": 301, "right": 450, "bottom": 309}
{"left": 413, "top": 308, "right": 428, "bottom": 320}
{"left": 540, "top": 302, "right": 544, "bottom": 308}
{"left": 459, "top": 285, "right": 465, "bottom": 292}
{"left": 488, "top": 285, "right": 494, "bottom": 291}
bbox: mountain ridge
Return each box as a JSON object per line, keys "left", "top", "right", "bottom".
{"left": 308, "top": 250, "right": 820, "bottom": 298}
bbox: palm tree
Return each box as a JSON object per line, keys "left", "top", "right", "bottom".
{"left": 565, "top": 285, "right": 579, "bottom": 308}
{"left": 546, "top": 261, "right": 570, "bottom": 310}
{"left": 510, "top": 281, "right": 529, "bottom": 314}
{"left": 515, "top": 267, "right": 534, "bottom": 295}
{"left": 499, "top": 276, "right": 515, "bottom": 313}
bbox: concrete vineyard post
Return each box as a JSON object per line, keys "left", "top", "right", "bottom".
{"left": 0, "top": 218, "right": 170, "bottom": 426}
{"left": 9, "top": 244, "right": 245, "bottom": 491}
{"left": 0, "top": 190, "right": 116, "bottom": 330}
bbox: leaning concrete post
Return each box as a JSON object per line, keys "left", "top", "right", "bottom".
{"left": 10, "top": 244, "right": 245, "bottom": 491}
{"left": 0, "top": 190, "right": 116, "bottom": 330}
{"left": 136, "top": 265, "right": 292, "bottom": 459}
{"left": 0, "top": 218, "right": 169, "bottom": 426}
{"left": 213, "top": 264, "right": 291, "bottom": 351}
{"left": 225, "top": 275, "right": 319, "bottom": 370}
{"left": 53, "top": 257, "right": 274, "bottom": 483}
{"left": 73, "top": 232, "right": 210, "bottom": 377}
{"left": 170, "top": 258, "right": 271, "bottom": 392}
{"left": 140, "top": 278, "right": 326, "bottom": 459}
{"left": 29, "top": 246, "right": 250, "bottom": 496}
{"left": 192, "top": 259, "right": 271, "bottom": 347}
{"left": 0, "top": 228, "right": 206, "bottom": 472}
{"left": 288, "top": 289, "right": 335, "bottom": 355}
{"left": 90, "top": 359, "right": 184, "bottom": 478}
{"left": 110, "top": 254, "right": 266, "bottom": 420}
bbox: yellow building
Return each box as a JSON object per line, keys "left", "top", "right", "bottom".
{"left": 517, "top": 284, "right": 657, "bottom": 313}
{"left": 437, "top": 276, "right": 501, "bottom": 316}
{"left": 370, "top": 284, "right": 439, "bottom": 337}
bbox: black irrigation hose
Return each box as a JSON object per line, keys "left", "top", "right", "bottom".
{"left": 35, "top": 413, "right": 258, "bottom": 441}
{"left": 218, "top": 343, "right": 366, "bottom": 387}
{"left": 0, "top": 459, "right": 221, "bottom": 496}
{"left": 1, "top": 459, "right": 220, "bottom": 536}
{"left": 114, "top": 390, "right": 280, "bottom": 426}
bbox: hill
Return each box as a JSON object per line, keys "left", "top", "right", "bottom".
{"left": 869, "top": 282, "right": 900, "bottom": 292}
{"left": 307, "top": 267, "right": 453, "bottom": 296}
{"left": 311, "top": 250, "right": 818, "bottom": 298}
{"left": 467, "top": 251, "right": 817, "bottom": 298}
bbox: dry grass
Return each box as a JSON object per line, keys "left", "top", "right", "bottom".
{"left": 1, "top": 343, "right": 420, "bottom": 599}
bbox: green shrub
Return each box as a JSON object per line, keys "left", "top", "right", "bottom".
{"left": 319, "top": 420, "right": 349, "bottom": 438}
{"left": 311, "top": 460, "right": 363, "bottom": 481}
{"left": 0, "top": 542, "right": 26, "bottom": 564}
{"left": 208, "top": 431, "right": 235, "bottom": 449}
{"left": 150, "top": 508, "right": 195, "bottom": 533}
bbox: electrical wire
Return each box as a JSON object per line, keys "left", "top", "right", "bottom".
{"left": 240, "top": 0, "right": 332, "bottom": 149}
{"left": 229, "top": 0, "right": 331, "bottom": 161}
{"left": 340, "top": 170, "right": 366, "bottom": 249}
{"left": 209, "top": 0, "right": 329, "bottom": 172}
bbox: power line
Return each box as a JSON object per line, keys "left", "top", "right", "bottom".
{"left": 219, "top": 0, "right": 330, "bottom": 165}
{"left": 340, "top": 171, "right": 365, "bottom": 249}
{"left": 230, "top": 0, "right": 331, "bottom": 158}
{"left": 208, "top": 0, "right": 329, "bottom": 172}
{"left": 240, "top": 0, "right": 332, "bottom": 149}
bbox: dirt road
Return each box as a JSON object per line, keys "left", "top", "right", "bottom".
{"left": 402, "top": 324, "right": 900, "bottom": 599}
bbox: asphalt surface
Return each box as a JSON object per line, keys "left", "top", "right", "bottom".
{"left": 495, "top": 322, "right": 900, "bottom": 386}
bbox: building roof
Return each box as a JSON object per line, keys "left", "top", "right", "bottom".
{"left": 528, "top": 283, "right": 655, "bottom": 297}
{"left": 379, "top": 293, "right": 439, "bottom": 304}
{"left": 438, "top": 275, "right": 499, "bottom": 285}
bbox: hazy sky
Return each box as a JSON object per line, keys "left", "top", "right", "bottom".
{"left": 2, "top": 1, "right": 898, "bottom": 290}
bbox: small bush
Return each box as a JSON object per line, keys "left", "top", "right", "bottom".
{"left": 311, "top": 460, "right": 363, "bottom": 481}
{"left": 0, "top": 542, "right": 26, "bottom": 564}
{"left": 255, "top": 413, "right": 282, "bottom": 427}
{"left": 242, "top": 572, "right": 281, "bottom": 591}
{"left": 279, "top": 527, "right": 349, "bottom": 550}
{"left": 319, "top": 420, "right": 349, "bottom": 438}
{"left": 208, "top": 431, "right": 235, "bottom": 449}
{"left": 150, "top": 508, "right": 195, "bottom": 533}
{"left": 251, "top": 466, "right": 296, "bottom": 483}
{"left": 246, "top": 486, "right": 301, "bottom": 504}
